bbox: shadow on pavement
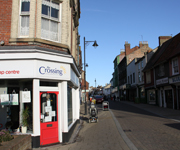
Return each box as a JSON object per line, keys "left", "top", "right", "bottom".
{"left": 165, "top": 123, "right": 180, "bottom": 130}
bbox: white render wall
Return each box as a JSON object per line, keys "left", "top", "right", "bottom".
{"left": 127, "top": 59, "right": 136, "bottom": 86}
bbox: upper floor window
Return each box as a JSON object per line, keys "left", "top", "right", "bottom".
{"left": 138, "top": 63, "right": 140, "bottom": 70}
{"left": 128, "top": 76, "right": 130, "bottom": 84}
{"left": 172, "top": 58, "right": 179, "bottom": 75}
{"left": 138, "top": 72, "right": 141, "bottom": 82}
{"left": 141, "top": 60, "right": 143, "bottom": 68}
{"left": 20, "top": 0, "right": 30, "bottom": 36}
{"left": 133, "top": 73, "right": 135, "bottom": 83}
{"left": 158, "top": 64, "right": 165, "bottom": 76}
{"left": 130, "top": 75, "right": 132, "bottom": 84}
{"left": 41, "top": 0, "right": 60, "bottom": 42}
{"left": 146, "top": 71, "right": 151, "bottom": 83}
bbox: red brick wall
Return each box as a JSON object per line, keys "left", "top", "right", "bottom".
{"left": 81, "top": 79, "right": 89, "bottom": 90}
{"left": 0, "top": 0, "right": 12, "bottom": 45}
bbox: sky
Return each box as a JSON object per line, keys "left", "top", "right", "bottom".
{"left": 79, "top": 0, "right": 180, "bottom": 87}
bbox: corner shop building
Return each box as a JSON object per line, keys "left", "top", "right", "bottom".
{"left": 0, "top": 47, "right": 80, "bottom": 148}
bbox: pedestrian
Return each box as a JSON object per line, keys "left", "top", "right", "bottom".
{"left": 113, "top": 95, "right": 116, "bottom": 101}
{"left": 104, "top": 95, "right": 107, "bottom": 101}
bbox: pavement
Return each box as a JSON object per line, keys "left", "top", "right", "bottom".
{"left": 33, "top": 100, "right": 180, "bottom": 150}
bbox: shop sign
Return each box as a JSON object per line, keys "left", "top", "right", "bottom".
{"left": 169, "top": 75, "right": 180, "bottom": 84}
{"left": 22, "top": 91, "right": 31, "bottom": 103}
{"left": 37, "top": 61, "right": 70, "bottom": 80}
{"left": 0, "top": 60, "right": 34, "bottom": 78}
{"left": 156, "top": 77, "right": 168, "bottom": 85}
{"left": 0, "top": 94, "right": 9, "bottom": 105}
{"left": 10, "top": 94, "right": 18, "bottom": 105}
{"left": 71, "top": 69, "right": 79, "bottom": 87}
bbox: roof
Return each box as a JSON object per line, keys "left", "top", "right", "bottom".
{"left": 154, "top": 33, "right": 180, "bottom": 66}
{"left": 142, "top": 34, "right": 176, "bottom": 72}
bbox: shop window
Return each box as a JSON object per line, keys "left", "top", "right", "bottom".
{"left": 140, "top": 87, "right": 145, "bottom": 97}
{"left": 158, "top": 64, "right": 165, "bottom": 76}
{"left": 148, "top": 90, "right": 156, "bottom": 103}
{"left": 41, "top": 0, "right": 60, "bottom": 42}
{"left": 67, "top": 85, "right": 72, "bottom": 125}
{"left": 172, "top": 58, "right": 179, "bottom": 75}
{"left": 20, "top": 0, "right": 30, "bottom": 36}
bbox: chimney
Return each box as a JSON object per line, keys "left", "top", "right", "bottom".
{"left": 159, "top": 36, "right": 172, "bottom": 46}
{"left": 139, "top": 41, "right": 143, "bottom": 48}
{"left": 120, "top": 49, "right": 125, "bottom": 54}
{"left": 124, "top": 41, "right": 130, "bottom": 55}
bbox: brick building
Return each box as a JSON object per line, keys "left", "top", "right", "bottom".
{"left": 0, "top": 0, "right": 81, "bottom": 148}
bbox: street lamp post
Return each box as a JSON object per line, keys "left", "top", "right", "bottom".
{"left": 84, "top": 37, "right": 98, "bottom": 115}
{"left": 95, "top": 78, "right": 96, "bottom": 88}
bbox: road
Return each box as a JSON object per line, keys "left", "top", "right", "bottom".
{"left": 110, "top": 101, "right": 180, "bottom": 150}
{"left": 38, "top": 100, "right": 180, "bottom": 150}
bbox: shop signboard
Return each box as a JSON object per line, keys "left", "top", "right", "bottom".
{"left": 0, "top": 94, "right": 9, "bottom": 105}
{"left": 169, "top": 75, "right": 180, "bottom": 84}
{"left": 71, "top": 69, "right": 79, "bottom": 87}
{"left": 0, "top": 60, "right": 34, "bottom": 78}
{"left": 37, "top": 60, "right": 70, "bottom": 80}
{"left": 9, "top": 94, "right": 18, "bottom": 105}
{"left": 156, "top": 77, "right": 168, "bottom": 85}
{"left": 22, "top": 91, "right": 31, "bottom": 103}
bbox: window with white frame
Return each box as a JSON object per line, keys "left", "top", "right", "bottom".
{"left": 172, "top": 58, "right": 179, "bottom": 75}
{"left": 20, "top": 0, "right": 30, "bottom": 36}
{"left": 41, "top": 0, "right": 60, "bottom": 42}
{"left": 146, "top": 71, "right": 151, "bottom": 83}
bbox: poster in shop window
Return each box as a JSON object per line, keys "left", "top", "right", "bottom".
{"left": 10, "top": 94, "right": 19, "bottom": 105}
{"left": 0, "top": 94, "right": 9, "bottom": 105}
{"left": 22, "top": 91, "right": 31, "bottom": 103}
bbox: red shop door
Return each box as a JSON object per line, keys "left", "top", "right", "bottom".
{"left": 40, "top": 92, "right": 59, "bottom": 146}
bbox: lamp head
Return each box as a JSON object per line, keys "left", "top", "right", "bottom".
{"left": 92, "top": 41, "right": 98, "bottom": 48}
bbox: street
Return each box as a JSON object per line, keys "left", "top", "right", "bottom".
{"left": 38, "top": 101, "right": 180, "bottom": 150}
{"left": 110, "top": 101, "right": 180, "bottom": 150}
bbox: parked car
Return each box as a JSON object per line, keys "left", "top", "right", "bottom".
{"left": 93, "top": 95, "right": 104, "bottom": 103}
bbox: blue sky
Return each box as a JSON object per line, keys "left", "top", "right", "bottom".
{"left": 79, "top": 0, "right": 180, "bottom": 87}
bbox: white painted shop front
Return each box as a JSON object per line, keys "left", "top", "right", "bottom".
{"left": 0, "top": 48, "right": 80, "bottom": 148}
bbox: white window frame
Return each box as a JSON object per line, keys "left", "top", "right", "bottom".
{"left": 172, "top": 58, "right": 179, "bottom": 75}
{"left": 19, "top": 0, "right": 30, "bottom": 37}
{"left": 41, "top": 0, "right": 61, "bottom": 42}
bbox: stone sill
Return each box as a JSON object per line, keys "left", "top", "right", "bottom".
{"left": 9, "top": 38, "right": 69, "bottom": 50}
